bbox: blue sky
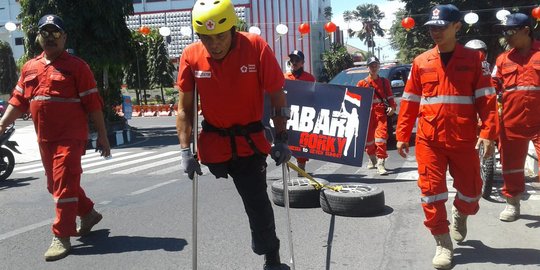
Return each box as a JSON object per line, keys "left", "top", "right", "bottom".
{"left": 331, "top": 0, "right": 405, "bottom": 61}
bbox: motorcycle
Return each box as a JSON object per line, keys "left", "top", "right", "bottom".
{"left": 22, "top": 112, "right": 31, "bottom": 121}
{"left": 0, "top": 125, "right": 21, "bottom": 181}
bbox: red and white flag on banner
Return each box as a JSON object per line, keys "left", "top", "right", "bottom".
{"left": 343, "top": 88, "right": 362, "bottom": 107}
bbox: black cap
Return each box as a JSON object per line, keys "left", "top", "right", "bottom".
{"left": 288, "top": 50, "right": 304, "bottom": 61}
{"left": 494, "top": 13, "right": 531, "bottom": 29}
{"left": 38, "top": 14, "right": 65, "bottom": 31}
{"left": 367, "top": 56, "right": 380, "bottom": 65}
{"left": 424, "top": 4, "right": 461, "bottom": 26}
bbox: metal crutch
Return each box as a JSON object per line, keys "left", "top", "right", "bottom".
{"left": 192, "top": 87, "right": 199, "bottom": 270}
{"left": 281, "top": 163, "right": 296, "bottom": 270}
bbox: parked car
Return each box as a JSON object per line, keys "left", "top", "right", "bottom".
{"left": 328, "top": 63, "right": 412, "bottom": 141}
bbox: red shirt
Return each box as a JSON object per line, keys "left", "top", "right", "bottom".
{"left": 10, "top": 51, "right": 103, "bottom": 142}
{"left": 177, "top": 32, "right": 285, "bottom": 163}
{"left": 492, "top": 40, "right": 540, "bottom": 139}
{"left": 284, "top": 71, "right": 316, "bottom": 82}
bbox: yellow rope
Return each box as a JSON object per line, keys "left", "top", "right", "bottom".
{"left": 286, "top": 161, "right": 342, "bottom": 192}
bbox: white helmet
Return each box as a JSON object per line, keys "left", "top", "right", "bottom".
{"left": 465, "top": 39, "right": 487, "bottom": 51}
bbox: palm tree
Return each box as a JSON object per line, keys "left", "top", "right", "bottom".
{"left": 343, "top": 4, "right": 385, "bottom": 55}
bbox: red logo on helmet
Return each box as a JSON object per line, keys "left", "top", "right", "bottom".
{"left": 205, "top": 20, "right": 215, "bottom": 30}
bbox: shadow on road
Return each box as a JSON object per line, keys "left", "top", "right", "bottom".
{"left": 454, "top": 240, "right": 540, "bottom": 267}
{"left": 71, "top": 229, "right": 188, "bottom": 255}
{"left": 0, "top": 176, "right": 39, "bottom": 190}
{"left": 521, "top": 214, "right": 540, "bottom": 229}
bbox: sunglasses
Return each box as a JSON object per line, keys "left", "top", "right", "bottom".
{"left": 501, "top": 28, "right": 520, "bottom": 37}
{"left": 39, "top": 29, "right": 63, "bottom": 39}
{"left": 427, "top": 24, "right": 451, "bottom": 32}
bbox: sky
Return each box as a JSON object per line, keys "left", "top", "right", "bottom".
{"left": 331, "top": 0, "right": 405, "bottom": 61}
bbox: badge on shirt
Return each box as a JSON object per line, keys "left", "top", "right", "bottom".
{"left": 195, "top": 70, "right": 212, "bottom": 78}
{"left": 481, "top": 61, "right": 490, "bottom": 76}
{"left": 240, "top": 64, "right": 257, "bottom": 73}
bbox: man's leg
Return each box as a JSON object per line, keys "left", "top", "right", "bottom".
{"left": 498, "top": 136, "right": 528, "bottom": 221}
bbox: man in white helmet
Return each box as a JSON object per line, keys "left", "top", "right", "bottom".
{"left": 175, "top": 0, "right": 291, "bottom": 269}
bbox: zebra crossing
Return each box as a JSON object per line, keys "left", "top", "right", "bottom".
{"left": 12, "top": 149, "right": 540, "bottom": 200}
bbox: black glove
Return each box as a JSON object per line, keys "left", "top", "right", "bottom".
{"left": 180, "top": 148, "right": 202, "bottom": 180}
{"left": 270, "top": 131, "right": 291, "bottom": 166}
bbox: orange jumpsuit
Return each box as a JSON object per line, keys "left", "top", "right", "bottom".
{"left": 492, "top": 40, "right": 540, "bottom": 197}
{"left": 396, "top": 44, "right": 497, "bottom": 235}
{"left": 10, "top": 51, "right": 104, "bottom": 237}
{"left": 357, "top": 77, "right": 396, "bottom": 159}
{"left": 284, "top": 71, "right": 316, "bottom": 164}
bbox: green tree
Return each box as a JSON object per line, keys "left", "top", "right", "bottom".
{"left": 321, "top": 43, "right": 354, "bottom": 82}
{"left": 0, "top": 41, "right": 18, "bottom": 95}
{"left": 18, "top": 0, "right": 134, "bottom": 123}
{"left": 124, "top": 30, "right": 151, "bottom": 105}
{"left": 390, "top": 0, "right": 537, "bottom": 64}
{"left": 343, "top": 4, "right": 386, "bottom": 55}
{"left": 146, "top": 30, "right": 175, "bottom": 104}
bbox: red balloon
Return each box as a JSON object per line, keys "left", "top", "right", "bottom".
{"left": 532, "top": 7, "right": 540, "bottom": 20}
{"left": 298, "top": 23, "right": 310, "bottom": 35}
{"left": 401, "top": 17, "right": 415, "bottom": 30}
{"left": 139, "top": 26, "right": 150, "bottom": 35}
{"left": 324, "top": 22, "right": 337, "bottom": 33}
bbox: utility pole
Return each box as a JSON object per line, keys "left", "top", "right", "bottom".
{"left": 375, "top": 47, "right": 382, "bottom": 61}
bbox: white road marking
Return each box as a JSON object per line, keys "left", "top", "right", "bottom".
{"left": 113, "top": 156, "right": 181, "bottom": 174}
{"left": 128, "top": 179, "right": 179, "bottom": 195}
{"left": 0, "top": 218, "right": 53, "bottom": 241}
{"left": 84, "top": 151, "right": 179, "bottom": 174}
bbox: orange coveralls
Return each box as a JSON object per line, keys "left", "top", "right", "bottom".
{"left": 492, "top": 40, "right": 540, "bottom": 197}
{"left": 396, "top": 44, "right": 498, "bottom": 235}
{"left": 357, "top": 77, "right": 397, "bottom": 159}
{"left": 9, "top": 51, "right": 104, "bottom": 237}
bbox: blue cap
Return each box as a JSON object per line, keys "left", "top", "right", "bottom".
{"left": 424, "top": 4, "right": 461, "bottom": 26}
{"left": 289, "top": 50, "right": 304, "bottom": 61}
{"left": 38, "top": 14, "right": 65, "bottom": 31}
{"left": 495, "top": 13, "right": 531, "bottom": 29}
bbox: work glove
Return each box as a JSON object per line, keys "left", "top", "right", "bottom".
{"left": 270, "top": 132, "right": 292, "bottom": 166}
{"left": 180, "top": 148, "right": 202, "bottom": 180}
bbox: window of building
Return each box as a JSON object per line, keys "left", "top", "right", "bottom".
{"left": 15, "top": 37, "right": 23, "bottom": 46}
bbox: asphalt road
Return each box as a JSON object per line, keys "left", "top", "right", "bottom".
{"left": 0, "top": 116, "right": 539, "bottom": 270}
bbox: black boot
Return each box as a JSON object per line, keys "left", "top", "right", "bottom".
{"left": 263, "top": 250, "right": 290, "bottom": 270}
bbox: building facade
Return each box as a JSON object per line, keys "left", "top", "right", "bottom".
{"left": 1, "top": 0, "right": 330, "bottom": 79}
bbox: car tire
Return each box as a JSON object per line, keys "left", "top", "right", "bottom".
{"left": 271, "top": 177, "right": 328, "bottom": 208}
{"left": 320, "top": 184, "right": 385, "bottom": 217}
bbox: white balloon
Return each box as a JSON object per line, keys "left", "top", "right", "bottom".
{"left": 350, "top": 21, "right": 363, "bottom": 32}
{"left": 379, "top": 19, "right": 393, "bottom": 31}
{"left": 464, "top": 12, "right": 479, "bottom": 25}
{"left": 276, "top": 24, "right": 288, "bottom": 35}
{"left": 248, "top": 26, "right": 261, "bottom": 35}
{"left": 180, "top": 26, "right": 192, "bottom": 37}
{"left": 159, "top": 26, "right": 171, "bottom": 36}
{"left": 496, "top": 9, "right": 511, "bottom": 21}
{"left": 5, "top": 21, "right": 16, "bottom": 32}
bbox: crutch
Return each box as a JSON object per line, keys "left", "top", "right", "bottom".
{"left": 192, "top": 87, "right": 199, "bottom": 270}
{"left": 281, "top": 163, "right": 296, "bottom": 270}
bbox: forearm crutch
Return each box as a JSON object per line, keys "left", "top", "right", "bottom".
{"left": 192, "top": 87, "right": 199, "bottom": 270}
{"left": 281, "top": 163, "right": 296, "bottom": 270}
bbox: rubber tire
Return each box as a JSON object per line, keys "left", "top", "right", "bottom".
{"left": 271, "top": 177, "right": 328, "bottom": 208}
{"left": 0, "top": 148, "right": 15, "bottom": 181}
{"left": 479, "top": 146, "right": 495, "bottom": 199}
{"left": 320, "top": 184, "right": 385, "bottom": 217}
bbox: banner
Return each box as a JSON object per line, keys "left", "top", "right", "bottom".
{"left": 264, "top": 80, "right": 373, "bottom": 167}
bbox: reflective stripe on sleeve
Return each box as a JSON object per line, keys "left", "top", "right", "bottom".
{"left": 505, "top": 86, "right": 540, "bottom": 92}
{"left": 31, "top": 96, "right": 81, "bottom": 102}
{"left": 54, "top": 197, "right": 79, "bottom": 203}
{"left": 420, "top": 95, "right": 474, "bottom": 105}
{"left": 421, "top": 192, "right": 448, "bottom": 204}
{"left": 15, "top": 85, "right": 24, "bottom": 94}
{"left": 387, "top": 96, "right": 395, "bottom": 100}
{"left": 375, "top": 138, "right": 387, "bottom": 144}
{"left": 402, "top": 92, "right": 421, "bottom": 103}
{"left": 456, "top": 191, "right": 481, "bottom": 203}
{"left": 79, "top": 88, "right": 99, "bottom": 97}
{"left": 502, "top": 168, "right": 524, "bottom": 175}
{"left": 474, "top": 87, "right": 496, "bottom": 99}
{"left": 366, "top": 140, "right": 375, "bottom": 146}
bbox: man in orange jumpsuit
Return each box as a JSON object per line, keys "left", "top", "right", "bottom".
{"left": 396, "top": 4, "right": 497, "bottom": 269}
{"left": 357, "top": 56, "right": 396, "bottom": 175}
{"left": 492, "top": 13, "right": 540, "bottom": 222}
{"left": 175, "top": 1, "right": 291, "bottom": 269}
{"left": 0, "top": 14, "right": 110, "bottom": 261}
{"left": 284, "top": 50, "right": 315, "bottom": 175}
